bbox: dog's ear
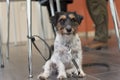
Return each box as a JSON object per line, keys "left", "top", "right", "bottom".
{"left": 77, "top": 15, "right": 83, "bottom": 24}
{"left": 74, "top": 12, "right": 83, "bottom": 24}
{"left": 50, "top": 12, "right": 63, "bottom": 26}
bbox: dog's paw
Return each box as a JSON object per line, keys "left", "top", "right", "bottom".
{"left": 78, "top": 71, "right": 86, "bottom": 78}
{"left": 66, "top": 69, "right": 74, "bottom": 77}
{"left": 66, "top": 73, "right": 72, "bottom": 78}
{"left": 72, "top": 70, "right": 86, "bottom": 78}
{"left": 37, "top": 73, "right": 49, "bottom": 80}
{"left": 57, "top": 73, "right": 67, "bottom": 80}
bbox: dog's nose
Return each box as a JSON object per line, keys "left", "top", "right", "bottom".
{"left": 66, "top": 25, "right": 72, "bottom": 32}
{"left": 66, "top": 28, "right": 72, "bottom": 32}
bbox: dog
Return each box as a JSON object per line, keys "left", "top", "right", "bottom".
{"left": 37, "top": 12, "right": 86, "bottom": 80}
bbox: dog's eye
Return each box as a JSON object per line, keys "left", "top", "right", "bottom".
{"left": 70, "top": 18, "right": 78, "bottom": 26}
{"left": 59, "top": 19, "right": 66, "bottom": 25}
{"left": 71, "top": 18, "right": 77, "bottom": 22}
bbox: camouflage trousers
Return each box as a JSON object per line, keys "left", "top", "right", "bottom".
{"left": 86, "top": 0, "right": 108, "bottom": 42}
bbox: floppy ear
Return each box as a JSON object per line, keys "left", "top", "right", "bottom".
{"left": 73, "top": 12, "right": 83, "bottom": 24}
{"left": 50, "top": 12, "right": 61, "bottom": 26}
{"left": 50, "top": 15, "right": 57, "bottom": 26}
{"left": 77, "top": 15, "right": 83, "bottom": 24}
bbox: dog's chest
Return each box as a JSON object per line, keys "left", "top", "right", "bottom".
{"left": 53, "top": 34, "right": 81, "bottom": 63}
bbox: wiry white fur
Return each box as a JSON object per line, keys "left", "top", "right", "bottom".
{"left": 37, "top": 32, "right": 86, "bottom": 80}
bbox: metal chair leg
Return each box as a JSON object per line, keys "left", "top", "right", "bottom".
{"left": 109, "top": 0, "right": 120, "bottom": 50}
{"left": 49, "top": 0, "right": 61, "bottom": 37}
{"left": 0, "top": 27, "right": 4, "bottom": 68}
{"left": 56, "top": 0, "right": 61, "bottom": 12}
{"left": 49, "top": 0, "right": 56, "bottom": 37}
{"left": 49, "top": 0, "right": 61, "bottom": 16}
{"left": 6, "top": 0, "right": 10, "bottom": 59}
{"left": 26, "top": 0, "right": 33, "bottom": 78}
{"left": 40, "top": 4, "right": 46, "bottom": 39}
{"left": 49, "top": 0, "right": 55, "bottom": 16}
{"left": 11, "top": 3, "right": 17, "bottom": 45}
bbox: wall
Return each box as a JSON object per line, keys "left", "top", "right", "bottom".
{"left": 0, "top": 0, "right": 120, "bottom": 43}
{"left": 0, "top": 1, "right": 54, "bottom": 43}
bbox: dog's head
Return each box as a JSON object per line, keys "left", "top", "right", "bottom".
{"left": 51, "top": 12, "right": 83, "bottom": 35}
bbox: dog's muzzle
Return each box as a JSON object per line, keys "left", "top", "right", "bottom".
{"left": 66, "top": 25, "right": 72, "bottom": 33}
{"left": 66, "top": 28, "right": 72, "bottom": 33}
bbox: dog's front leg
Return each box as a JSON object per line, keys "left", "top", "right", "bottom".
{"left": 56, "top": 61, "right": 67, "bottom": 80}
{"left": 75, "top": 53, "right": 86, "bottom": 77}
{"left": 37, "top": 60, "right": 52, "bottom": 80}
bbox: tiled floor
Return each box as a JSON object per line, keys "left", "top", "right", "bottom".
{"left": 0, "top": 34, "right": 120, "bottom": 80}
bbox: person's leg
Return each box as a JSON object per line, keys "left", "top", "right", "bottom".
{"left": 85, "top": 0, "right": 108, "bottom": 50}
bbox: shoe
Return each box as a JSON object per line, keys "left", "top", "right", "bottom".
{"left": 83, "top": 40, "right": 108, "bottom": 51}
